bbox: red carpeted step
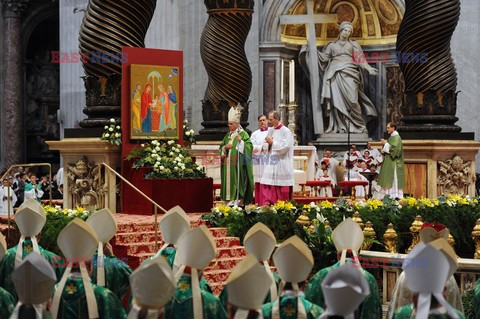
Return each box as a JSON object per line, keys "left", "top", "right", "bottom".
{"left": 215, "top": 237, "right": 241, "bottom": 248}
{"left": 206, "top": 256, "right": 245, "bottom": 271}
{"left": 203, "top": 269, "right": 232, "bottom": 283}
{"left": 113, "top": 231, "right": 162, "bottom": 245}
{"left": 114, "top": 241, "right": 161, "bottom": 256}
{"left": 116, "top": 222, "right": 157, "bottom": 234}
{"left": 208, "top": 282, "right": 226, "bottom": 296}
{"left": 208, "top": 227, "right": 229, "bottom": 238}
{"left": 216, "top": 246, "right": 247, "bottom": 259}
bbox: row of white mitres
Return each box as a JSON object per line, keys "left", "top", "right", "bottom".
{"left": 0, "top": 200, "right": 460, "bottom": 319}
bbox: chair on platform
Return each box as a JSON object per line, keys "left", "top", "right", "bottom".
{"left": 213, "top": 183, "right": 221, "bottom": 201}
{"left": 305, "top": 180, "right": 332, "bottom": 197}
{"left": 294, "top": 170, "right": 307, "bottom": 196}
{"left": 337, "top": 180, "right": 368, "bottom": 198}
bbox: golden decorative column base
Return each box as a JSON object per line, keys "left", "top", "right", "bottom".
{"left": 384, "top": 223, "right": 398, "bottom": 253}
{"left": 472, "top": 218, "right": 480, "bottom": 259}
{"left": 406, "top": 215, "right": 424, "bottom": 253}
{"left": 362, "top": 221, "right": 376, "bottom": 250}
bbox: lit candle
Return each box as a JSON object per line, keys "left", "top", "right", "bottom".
{"left": 289, "top": 60, "right": 295, "bottom": 103}
{"left": 280, "top": 59, "right": 284, "bottom": 103}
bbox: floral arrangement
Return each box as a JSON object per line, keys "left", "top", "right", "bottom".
{"left": 202, "top": 194, "right": 480, "bottom": 258}
{"left": 126, "top": 139, "right": 206, "bottom": 179}
{"left": 40, "top": 205, "right": 94, "bottom": 256}
{"left": 101, "top": 118, "right": 121, "bottom": 145}
{"left": 183, "top": 119, "right": 196, "bottom": 144}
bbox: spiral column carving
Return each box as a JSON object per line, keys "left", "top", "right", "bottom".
{"left": 199, "top": 0, "right": 254, "bottom": 138}
{"left": 78, "top": 0, "right": 157, "bottom": 128}
{"left": 397, "top": 0, "right": 461, "bottom": 132}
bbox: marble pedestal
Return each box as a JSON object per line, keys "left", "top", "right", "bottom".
{"left": 47, "top": 138, "right": 121, "bottom": 212}
{"left": 372, "top": 140, "right": 480, "bottom": 198}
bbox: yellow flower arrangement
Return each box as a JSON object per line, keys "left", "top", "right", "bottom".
{"left": 418, "top": 197, "right": 434, "bottom": 208}
{"left": 319, "top": 200, "right": 333, "bottom": 209}
{"left": 284, "top": 202, "right": 294, "bottom": 211}
{"left": 274, "top": 200, "right": 285, "bottom": 210}
{"left": 366, "top": 198, "right": 383, "bottom": 210}
{"left": 403, "top": 197, "right": 417, "bottom": 207}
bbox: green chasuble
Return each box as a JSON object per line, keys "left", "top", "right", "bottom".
{"left": 262, "top": 293, "right": 324, "bottom": 319}
{"left": 219, "top": 129, "right": 254, "bottom": 204}
{"left": 0, "top": 287, "right": 15, "bottom": 318}
{"left": 143, "top": 248, "right": 213, "bottom": 293}
{"left": 393, "top": 303, "right": 465, "bottom": 319}
{"left": 164, "top": 274, "right": 227, "bottom": 319}
{"left": 377, "top": 133, "right": 405, "bottom": 189}
{"left": 473, "top": 277, "right": 480, "bottom": 319}
{"left": 304, "top": 261, "right": 382, "bottom": 319}
{"left": 219, "top": 267, "right": 281, "bottom": 310}
{"left": 90, "top": 252, "right": 132, "bottom": 301}
{"left": 55, "top": 276, "right": 126, "bottom": 319}
{"left": 0, "top": 239, "right": 65, "bottom": 302}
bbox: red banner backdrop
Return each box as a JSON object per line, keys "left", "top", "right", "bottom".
{"left": 121, "top": 47, "right": 186, "bottom": 214}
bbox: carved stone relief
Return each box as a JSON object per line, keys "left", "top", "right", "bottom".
{"left": 437, "top": 155, "right": 475, "bottom": 195}
{"left": 66, "top": 156, "right": 106, "bottom": 209}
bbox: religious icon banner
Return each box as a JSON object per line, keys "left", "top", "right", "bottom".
{"left": 130, "top": 64, "right": 180, "bottom": 140}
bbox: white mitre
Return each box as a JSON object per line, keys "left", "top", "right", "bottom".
{"left": 86, "top": 208, "right": 118, "bottom": 286}
{"left": 11, "top": 252, "right": 57, "bottom": 319}
{"left": 332, "top": 218, "right": 364, "bottom": 265}
{"left": 14, "top": 199, "right": 47, "bottom": 268}
{"left": 128, "top": 255, "right": 176, "bottom": 319}
{"left": 320, "top": 263, "right": 370, "bottom": 319}
{"left": 226, "top": 255, "right": 271, "bottom": 319}
{"left": 51, "top": 218, "right": 100, "bottom": 319}
{"left": 402, "top": 243, "right": 459, "bottom": 319}
{"left": 228, "top": 104, "right": 242, "bottom": 123}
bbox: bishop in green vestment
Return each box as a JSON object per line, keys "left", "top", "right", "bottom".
{"left": 0, "top": 238, "right": 64, "bottom": 302}
{"left": 220, "top": 105, "right": 254, "bottom": 205}
{"left": 305, "top": 218, "right": 382, "bottom": 319}
{"left": 473, "top": 277, "right": 480, "bottom": 318}
{"left": 90, "top": 251, "right": 132, "bottom": 301}
{"left": 377, "top": 122, "right": 405, "bottom": 199}
{"left": 164, "top": 273, "right": 227, "bottom": 319}
{"left": 304, "top": 260, "right": 382, "bottom": 319}
{"left": 0, "top": 232, "right": 15, "bottom": 318}
{"left": 219, "top": 266, "right": 281, "bottom": 310}
{"left": 56, "top": 274, "right": 126, "bottom": 318}
{"left": 262, "top": 286, "right": 324, "bottom": 319}
{"left": 143, "top": 247, "right": 213, "bottom": 293}
{"left": 393, "top": 302, "right": 465, "bottom": 319}
{"left": 0, "top": 284, "right": 14, "bottom": 317}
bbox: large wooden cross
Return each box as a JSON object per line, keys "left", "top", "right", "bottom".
{"left": 280, "top": 0, "right": 337, "bottom": 134}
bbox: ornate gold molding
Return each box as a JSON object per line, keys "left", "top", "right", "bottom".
{"left": 281, "top": 0, "right": 402, "bottom": 46}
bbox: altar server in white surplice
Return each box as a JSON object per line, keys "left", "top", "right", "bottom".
{"left": 259, "top": 110, "right": 294, "bottom": 205}
{"left": 250, "top": 114, "right": 269, "bottom": 204}
{"left": 0, "top": 178, "right": 16, "bottom": 215}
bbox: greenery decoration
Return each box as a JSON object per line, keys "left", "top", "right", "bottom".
{"left": 126, "top": 139, "right": 206, "bottom": 179}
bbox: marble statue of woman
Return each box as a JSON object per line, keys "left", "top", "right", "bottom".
{"left": 300, "top": 21, "right": 379, "bottom": 134}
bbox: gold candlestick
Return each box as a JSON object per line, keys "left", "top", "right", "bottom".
{"left": 296, "top": 210, "right": 311, "bottom": 227}
{"left": 362, "top": 221, "right": 376, "bottom": 251}
{"left": 384, "top": 223, "right": 398, "bottom": 254}
{"left": 352, "top": 211, "right": 364, "bottom": 230}
{"left": 472, "top": 218, "right": 480, "bottom": 259}
{"left": 406, "top": 215, "right": 423, "bottom": 253}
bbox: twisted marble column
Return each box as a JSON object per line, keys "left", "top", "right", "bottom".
{"left": 199, "top": 0, "right": 254, "bottom": 137}
{"left": 2, "top": 0, "right": 29, "bottom": 167}
{"left": 397, "top": 0, "right": 461, "bottom": 132}
{"left": 78, "top": 0, "right": 156, "bottom": 128}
